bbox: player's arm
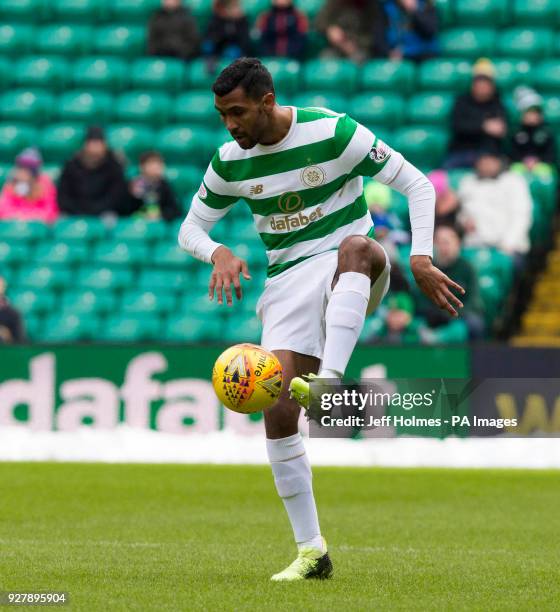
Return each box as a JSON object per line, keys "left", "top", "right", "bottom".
{"left": 178, "top": 158, "right": 250, "bottom": 306}
{"left": 340, "top": 115, "right": 465, "bottom": 316}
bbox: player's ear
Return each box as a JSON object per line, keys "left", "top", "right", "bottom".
{"left": 262, "top": 92, "right": 275, "bottom": 114}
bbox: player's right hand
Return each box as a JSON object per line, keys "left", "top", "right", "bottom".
{"left": 209, "top": 246, "right": 251, "bottom": 306}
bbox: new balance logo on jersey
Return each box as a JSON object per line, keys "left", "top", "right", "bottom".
{"left": 270, "top": 207, "right": 323, "bottom": 231}
{"left": 250, "top": 184, "right": 264, "bottom": 195}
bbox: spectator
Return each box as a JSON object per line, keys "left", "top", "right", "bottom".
{"left": 458, "top": 151, "right": 532, "bottom": 265}
{"left": 446, "top": 59, "right": 507, "bottom": 169}
{"left": 379, "top": 0, "right": 439, "bottom": 62}
{"left": 148, "top": 0, "right": 200, "bottom": 60}
{"left": 58, "top": 126, "right": 129, "bottom": 217}
{"left": 510, "top": 86, "right": 556, "bottom": 177}
{"left": 0, "top": 276, "right": 25, "bottom": 344}
{"left": 428, "top": 169, "right": 460, "bottom": 227}
{"left": 416, "top": 224, "right": 485, "bottom": 339}
{"left": 257, "top": 0, "right": 308, "bottom": 60}
{"left": 367, "top": 292, "right": 424, "bottom": 344}
{"left": 126, "top": 151, "right": 181, "bottom": 221}
{"left": 0, "top": 148, "right": 58, "bottom": 224}
{"left": 316, "top": 0, "right": 383, "bottom": 63}
{"left": 203, "top": 0, "right": 251, "bottom": 63}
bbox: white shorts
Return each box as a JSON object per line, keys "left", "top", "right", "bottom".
{"left": 256, "top": 245, "right": 391, "bottom": 360}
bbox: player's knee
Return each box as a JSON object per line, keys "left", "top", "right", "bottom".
{"left": 339, "top": 235, "right": 371, "bottom": 261}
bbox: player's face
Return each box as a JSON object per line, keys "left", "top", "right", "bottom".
{"left": 215, "top": 87, "right": 274, "bottom": 149}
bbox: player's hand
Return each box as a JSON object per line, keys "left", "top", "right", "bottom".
{"left": 209, "top": 246, "right": 251, "bottom": 306}
{"left": 411, "top": 255, "right": 465, "bottom": 318}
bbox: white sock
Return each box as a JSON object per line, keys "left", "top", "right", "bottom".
{"left": 320, "top": 271, "right": 371, "bottom": 378}
{"left": 267, "top": 433, "right": 325, "bottom": 553}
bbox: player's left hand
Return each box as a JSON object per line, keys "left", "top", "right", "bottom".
{"left": 411, "top": 255, "right": 465, "bottom": 317}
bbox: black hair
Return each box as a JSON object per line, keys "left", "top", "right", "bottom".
{"left": 212, "top": 57, "right": 274, "bottom": 100}
{"left": 139, "top": 150, "right": 164, "bottom": 165}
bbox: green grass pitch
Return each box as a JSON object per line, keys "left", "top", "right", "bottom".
{"left": 1, "top": 463, "right": 559, "bottom": 611}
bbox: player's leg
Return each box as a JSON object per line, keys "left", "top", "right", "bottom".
{"left": 264, "top": 349, "right": 332, "bottom": 581}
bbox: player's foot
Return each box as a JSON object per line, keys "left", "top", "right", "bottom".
{"left": 288, "top": 373, "right": 316, "bottom": 409}
{"left": 271, "top": 540, "right": 333, "bottom": 582}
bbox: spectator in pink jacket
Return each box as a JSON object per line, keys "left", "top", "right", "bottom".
{"left": 0, "top": 148, "right": 59, "bottom": 224}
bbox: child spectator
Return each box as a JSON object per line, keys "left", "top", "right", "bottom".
{"left": 0, "top": 148, "right": 58, "bottom": 223}
{"left": 257, "top": 0, "right": 308, "bottom": 60}
{"left": 510, "top": 86, "right": 556, "bottom": 177}
{"left": 148, "top": 0, "right": 200, "bottom": 60}
{"left": 127, "top": 151, "right": 181, "bottom": 221}
{"left": 203, "top": 0, "right": 251, "bottom": 62}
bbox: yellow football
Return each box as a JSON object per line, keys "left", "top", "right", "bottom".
{"left": 212, "top": 343, "right": 283, "bottom": 414}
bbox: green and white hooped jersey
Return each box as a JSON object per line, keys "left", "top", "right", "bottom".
{"left": 194, "top": 107, "right": 404, "bottom": 278}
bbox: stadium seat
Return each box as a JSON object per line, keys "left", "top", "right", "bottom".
{"left": 0, "top": 242, "right": 30, "bottom": 267}
{"left": 513, "top": 0, "right": 559, "bottom": 26}
{"left": 35, "top": 242, "right": 89, "bottom": 266}
{"left": 0, "top": 124, "right": 38, "bottom": 163}
{"left": 106, "top": 125, "right": 156, "bottom": 158}
{"left": 110, "top": 0, "right": 160, "bottom": 23}
{"left": 435, "top": 0, "right": 454, "bottom": 27}
{"left": 180, "top": 293, "right": 224, "bottom": 318}
{"left": 72, "top": 57, "right": 128, "bottom": 93}
{"left": 138, "top": 269, "right": 186, "bottom": 292}
{"left": 303, "top": 59, "right": 359, "bottom": 93}
{"left": 418, "top": 59, "right": 472, "bottom": 92}
{"left": 15, "top": 56, "right": 69, "bottom": 92}
{"left": 115, "top": 91, "right": 171, "bottom": 125}
{"left": 0, "top": 0, "right": 48, "bottom": 22}
{"left": 188, "top": 59, "right": 229, "bottom": 89}
{"left": 243, "top": 0, "right": 268, "bottom": 20}
{"left": 165, "top": 165, "right": 202, "bottom": 197}
{"left": 53, "top": 217, "right": 107, "bottom": 243}
{"left": 92, "top": 241, "right": 149, "bottom": 266}
{"left": 392, "top": 127, "right": 448, "bottom": 168}
{"left": 156, "top": 126, "right": 217, "bottom": 164}
{"left": 360, "top": 60, "right": 416, "bottom": 95}
{"left": 173, "top": 91, "right": 220, "bottom": 126}
{"left": 406, "top": 93, "right": 454, "bottom": 125}
{"left": 493, "top": 59, "right": 533, "bottom": 91}
{"left": 496, "top": 28, "right": 554, "bottom": 59}
{"left": 93, "top": 25, "right": 145, "bottom": 57}
{"left": 455, "top": 0, "right": 508, "bottom": 26}
{"left": 39, "top": 123, "right": 83, "bottom": 163}
{"left": 35, "top": 25, "right": 93, "bottom": 55}
{"left": 164, "top": 314, "right": 222, "bottom": 342}
{"left": 57, "top": 90, "right": 114, "bottom": 124}
{"left": 292, "top": 92, "right": 346, "bottom": 114}
{"left": 439, "top": 28, "right": 495, "bottom": 59}
{"left": 130, "top": 58, "right": 186, "bottom": 92}
{"left": 121, "top": 290, "right": 176, "bottom": 315}
{"left": 52, "top": 0, "right": 108, "bottom": 23}
{"left": 0, "top": 58, "right": 11, "bottom": 90}
{"left": 153, "top": 242, "right": 191, "bottom": 269}
{"left": 61, "top": 290, "right": 116, "bottom": 315}
{"left": 100, "top": 315, "right": 162, "bottom": 342}
{"left": 349, "top": 94, "right": 405, "bottom": 129}
{"left": 17, "top": 265, "right": 71, "bottom": 290}
{"left": 261, "top": 58, "right": 301, "bottom": 95}
{"left": 112, "top": 218, "right": 167, "bottom": 243}
{"left": 9, "top": 288, "right": 56, "bottom": 316}
{"left": 223, "top": 316, "right": 262, "bottom": 344}
{"left": 0, "top": 90, "right": 54, "bottom": 125}
{"left": 0, "top": 220, "right": 49, "bottom": 242}
{"left": 77, "top": 267, "right": 134, "bottom": 291}
{"left": 0, "top": 24, "right": 35, "bottom": 56}
{"left": 42, "top": 313, "right": 100, "bottom": 342}
{"left": 533, "top": 61, "right": 560, "bottom": 94}
{"left": 542, "top": 96, "right": 560, "bottom": 128}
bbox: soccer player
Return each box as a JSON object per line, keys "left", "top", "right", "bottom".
{"left": 179, "top": 58, "right": 464, "bottom": 581}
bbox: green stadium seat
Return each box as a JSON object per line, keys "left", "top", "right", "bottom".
{"left": 60, "top": 290, "right": 116, "bottom": 315}
{"left": 130, "top": 58, "right": 185, "bottom": 92}
{"left": 92, "top": 241, "right": 149, "bottom": 266}
{"left": 17, "top": 265, "right": 71, "bottom": 290}
{"left": 53, "top": 217, "right": 107, "bottom": 243}
{"left": 57, "top": 91, "right": 114, "bottom": 124}
{"left": 392, "top": 127, "right": 448, "bottom": 168}
{"left": 350, "top": 94, "right": 405, "bottom": 129}
{"left": 112, "top": 218, "right": 167, "bottom": 243}
{"left": 0, "top": 58, "right": 11, "bottom": 89}
{"left": 496, "top": 28, "right": 554, "bottom": 59}
{"left": 121, "top": 290, "right": 176, "bottom": 315}
{"left": 35, "top": 25, "right": 93, "bottom": 55}
{"left": 100, "top": 315, "right": 162, "bottom": 342}
{"left": 156, "top": 126, "right": 217, "bottom": 164}
{"left": 418, "top": 59, "right": 472, "bottom": 92}
{"left": 0, "top": 0, "right": 48, "bottom": 22}
{"left": 542, "top": 96, "right": 560, "bottom": 128}
{"left": 455, "top": 0, "right": 508, "bottom": 26}
{"left": 303, "top": 59, "right": 359, "bottom": 93}
{"left": 293, "top": 92, "right": 346, "bottom": 114}
{"left": 493, "top": 59, "right": 533, "bottom": 92}
{"left": 24, "top": 314, "right": 43, "bottom": 341}
{"left": 0, "top": 24, "right": 35, "bottom": 56}
{"left": 0, "top": 242, "right": 30, "bottom": 266}
{"left": 72, "top": 57, "right": 128, "bottom": 93}
{"left": 173, "top": 91, "right": 219, "bottom": 126}
{"left": 439, "top": 28, "right": 495, "bottom": 59}
{"left": 138, "top": 269, "right": 186, "bottom": 292}
{"left": 153, "top": 242, "right": 191, "bottom": 269}
{"left": 107, "top": 125, "right": 156, "bottom": 158}
{"left": 39, "top": 123, "right": 83, "bottom": 164}
{"left": 115, "top": 91, "right": 171, "bottom": 125}
{"left": 243, "top": 0, "right": 268, "bottom": 20}
{"left": 42, "top": 313, "right": 100, "bottom": 342}
{"left": 435, "top": 0, "right": 454, "bottom": 27}
{"left": 15, "top": 57, "right": 69, "bottom": 91}
{"left": 0, "top": 90, "right": 53, "bottom": 125}
{"left": 533, "top": 61, "right": 560, "bottom": 94}
{"left": 52, "top": 0, "right": 108, "bottom": 23}
{"left": 110, "top": 0, "right": 160, "bottom": 23}
{"left": 164, "top": 314, "right": 222, "bottom": 342}
{"left": 179, "top": 293, "right": 223, "bottom": 318}
{"left": 360, "top": 60, "right": 416, "bottom": 95}
{"left": 0, "top": 164, "right": 9, "bottom": 187}
{"left": 188, "top": 59, "right": 229, "bottom": 89}
{"left": 302, "top": 0, "right": 325, "bottom": 20}
{"left": 513, "top": 0, "right": 559, "bottom": 26}
{"left": 166, "top": 165, "right": 202, "bottom": 196}
{"left": 0, "top": 125, "right": 38, "bottom": 163}
{"left": 0, "top": 220, "right": 49, "bottom": 242}
{"left": 261, "top": 58, "right": 301, "bottom": 95}
{"left": 35, "top": 241, "right": 89, "bottom": 266}
{"left": 9, "top": 288, "right": 56, "bottom": 316}
{"left": 407, "top": 93, "right": 453, "bottom": 125}
{"left": 223, "top": 316, "right": 262, "bottom": 344}
{"left": 77, "top": 267, "right": 134, "bottom": 291}
{"left": 93, "top": 25, "right": 145, "bottom": 57}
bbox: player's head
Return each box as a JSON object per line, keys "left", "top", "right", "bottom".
{"left": 212, "top": 58, "right": 276, "bottom": 149}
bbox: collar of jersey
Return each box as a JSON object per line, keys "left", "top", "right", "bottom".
{"left": 254, "top": 106, "right": 297, "bottom": 154}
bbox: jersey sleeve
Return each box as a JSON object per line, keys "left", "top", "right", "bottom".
{"left": 336, "top": 114, "right": 405, "bottom": 184}
{"left": 197, "top": 150, "right": 239, "bottom": 212}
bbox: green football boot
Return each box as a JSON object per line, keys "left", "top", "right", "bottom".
{"left": 271, "top": 540, "right": 333, "bottom": 582}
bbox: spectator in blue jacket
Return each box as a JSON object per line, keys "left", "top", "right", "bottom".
{"left": 380, "top": 0, "right": 439, "bottom": 61}
{"left": 257, "top": 0, "right": 308, "bottom": 60}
